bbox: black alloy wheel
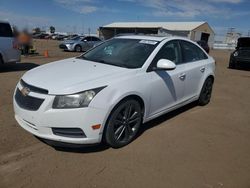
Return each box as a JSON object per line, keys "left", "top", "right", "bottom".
{"left": 105, "top": 99, "right": 142, "bottom": 148}
{"left": 75, "top": 45, "right": 82, "bottom": 52}
{"left": 198, "top": 77, "right": 214, "bottom": 106}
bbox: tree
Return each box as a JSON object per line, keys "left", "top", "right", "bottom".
{"left": 33, "top": 27, "right": 41, "bottom": 34}
{"left": 50, "top": 26, "right": 55, "bottom": 34}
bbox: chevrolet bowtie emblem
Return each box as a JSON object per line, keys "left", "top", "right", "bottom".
{"left": 21, "top": 87, "right": 30, "bottom": 96}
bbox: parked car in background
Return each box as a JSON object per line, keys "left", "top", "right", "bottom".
{"left": 56, "top": 34, "right": 68, "bottom": 41}
{"left": 229, "top": 37, "right": 250, "bottom": 69}
{"left": 14, "top": 35, "right": 215, "bottom": 148}
{"left": 32, "top": 33, "right": 50, "bottom": 39}
{"left": 63, "top": 34, "right": 79, "bottom": 41}
{"left": 59, "top": 36, "right": 102, "bottom": 52}
{"left": 197, "top": 40, "right": 210, "bottom": 53}
{"left": 0, "top": 21, "right": 20, "bottom": 65}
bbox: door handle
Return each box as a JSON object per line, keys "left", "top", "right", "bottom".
{"left": 179, "top": 73, "right": 186, "bottom": 80}
{"left": 200, "top": 67, "right": 205, "bottom": 73}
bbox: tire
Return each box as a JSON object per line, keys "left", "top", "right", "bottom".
{"left": 105, "top": 99, "right": 142, "bottom": 148}
{"left": 75, "top": 45, "right": 82, "bottom": 52}
{"left": 229, "top": 58, "right": 236, "bottom": 69}
{"left": 0, "top": 55, "right": 4, "bottom": 68}
{"left": 0, "top": 54, "right": 3, "bottom": 64}
{"left": 198, "top": 77, "right": 214, "bottom": 106}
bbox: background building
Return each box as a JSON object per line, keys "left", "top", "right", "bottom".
{"left": 99, "top": 22, "right": 215, "bottom": 47}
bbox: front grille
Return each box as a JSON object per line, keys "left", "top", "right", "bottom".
{"left": 20, "top": 79, "right": 48, "bottom": 94}
{"left": 239, "top": 50, "right": 250, "bottom": 57}
{"left": 52, "top": 128, "right": 86, "bottom": 138}
{"left": 15, "top": 89, "right": 44, "bottom": 111}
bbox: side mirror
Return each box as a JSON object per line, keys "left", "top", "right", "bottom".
{"left": 156, "top": 59, "right": 176, "bottom": 70}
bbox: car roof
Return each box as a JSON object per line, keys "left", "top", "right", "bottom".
{"left": 115, "top": 35, "right": 191, "bottom": 42}
{"left": 115, "top": 35, "right": 169, "bottom": 41}
{"left": 0, "top": 20, "right": 10, "bottom": 24}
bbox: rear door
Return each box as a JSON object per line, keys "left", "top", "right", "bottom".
{"left": 179, "top": 40, "right": 209, "bottom": 100}
{"left": 91, "top": 37, "right": 102, "bottom": 46}
{"left": 0, "top": 22, "right": 20, "bottom": 63}
{"left": 81, "top": 36, "right": 93, "bottom": 51}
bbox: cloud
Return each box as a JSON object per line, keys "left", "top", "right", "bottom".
{"left": 121, "top": 0, "right": 246, "bottom": 18}
{"left": 79, "top": 5, "right": 98, "bottom": 14}
{"left": 210, "top": 0, "right": 242, "bottom": 3}
{"left": 54, "top": 0, "right": 120, "bottom": 14}
{"left": 54, "top": 0, "right": 93, "bottom": 5}
{"left": 54, "top": 0, "right": 247, "bottom": 19}
{"left": 54, "top": 0, "right": 98, "bottom": 14}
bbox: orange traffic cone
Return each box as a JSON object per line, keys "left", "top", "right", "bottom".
{"left": 44, "top": 50, "right": 49, "bottom": 57}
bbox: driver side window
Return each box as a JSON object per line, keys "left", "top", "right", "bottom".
{"left": 153, "top": 40, "right": 181, "bottom": 67}
{"left": 82, "top": 37, "right": 91, "bottom": 42}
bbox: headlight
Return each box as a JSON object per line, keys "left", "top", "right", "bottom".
{"left": 233, "top": 51, "right": 238, "bottom": 57}
{"left": 52, "top": 87, "right": 106, "bottom": 109}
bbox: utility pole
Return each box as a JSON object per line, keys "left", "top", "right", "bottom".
{"left": 82, "top": 21, "right": 84, "bottom": 35}
{"left": 88, "top": 28, "right": 91, "bottom": 36}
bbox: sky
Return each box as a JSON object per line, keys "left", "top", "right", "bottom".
{"left": 0, "top": 0, "right": 250, "bottom": 39}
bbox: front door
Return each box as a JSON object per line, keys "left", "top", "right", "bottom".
{"left": 147, "top": 40, "right": 186, "bottom": 117}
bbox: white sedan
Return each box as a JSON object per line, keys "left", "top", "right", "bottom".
{"left": 13, "top": 35, "right": 215, "bottom": 148}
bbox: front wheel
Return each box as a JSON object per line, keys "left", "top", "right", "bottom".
{"left": 105, "top": 99, "right": 142, "bottom": 148}
{"left": 229, "top": 58, "right": 236, "bottom": 69}
{"left": 198, "top": 77, "right": 214, "bottom": 106}
{"left": 0, "top": 55, "right": 3, "bottom": 65}
{"left": 75, "top": 45, "right": 82, "bottom": 52}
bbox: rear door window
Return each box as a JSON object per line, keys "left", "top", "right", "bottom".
{"left": 0, "top": 23, "right": 13, "bottom": 37}
{"left": 180, "top": 40, "right": 207, "bottom": 62}
{"left": 83, "top": 37, "right": 92, "bottom": 42}
{"left": 92, "top": 37, "right": 101, "bottom": 41}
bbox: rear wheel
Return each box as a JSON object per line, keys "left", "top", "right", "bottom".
{"left": 105, "top": 99, "right": 142, "bottom": 148}
{"left": 75, "top": 45, "right": 82, "bottom": 52}
{"left": 229, "top": 58, "right": 236, "bottom": 69}
{"left": 0, "top": 55, "right": 3, "bottom": 67}
{"left": 198, "top": 77, "right": 214, "bottom": 106}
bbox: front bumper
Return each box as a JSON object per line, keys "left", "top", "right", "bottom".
{"left": 232, "top": 56, "right": 250, "bottom": 63}
{"left": 13, "top": 84, "right": 108, "bottom": 145}
{"left": 59, "top": 44, "right": 75, "bottom": 51}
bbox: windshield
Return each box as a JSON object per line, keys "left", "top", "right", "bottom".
{"left": 70, "top": 36, "right": 81, "bottom": 41}
{"left": 79, "top": 38, "right": 159, "bottom": 68}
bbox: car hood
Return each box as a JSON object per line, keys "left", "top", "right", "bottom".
{"left": 21, "top": 58, "right": 132, "bottom": 95}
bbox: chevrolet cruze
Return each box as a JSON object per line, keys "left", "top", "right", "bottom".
{"left": 14, "top": 36, "right": 215, "bottom": 148}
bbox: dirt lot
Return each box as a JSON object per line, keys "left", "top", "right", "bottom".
{"left": 0, "top": 39, "right": 250, "bottom": 188}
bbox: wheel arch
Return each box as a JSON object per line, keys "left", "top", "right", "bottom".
{"left": 198, "top": 74, "right": 215, "bottom": 97}
{"left": 115, "top": 94, "right": 145, "bottom": 115}
{"left": 106, "top": 94, "right": 146, "bottom": 123}
{"left": 206, "top": 74, "right": 215, "bottom": 83}
{"left": 100, "top": 94, "right": 146, "bottom": 142}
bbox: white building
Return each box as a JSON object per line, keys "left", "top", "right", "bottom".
{"left": 99, "top": 22, "right": 215, "bottom": 47}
